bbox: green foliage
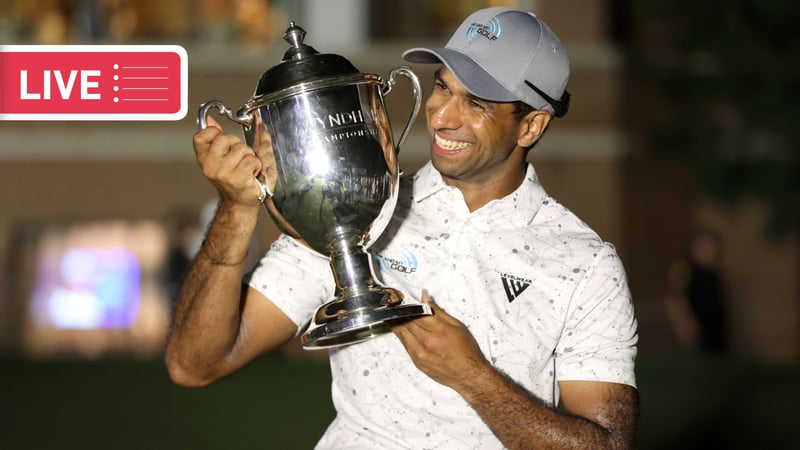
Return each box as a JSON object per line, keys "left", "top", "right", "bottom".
{"left": 631, "top": 0, "right": 800, "bottom": 235}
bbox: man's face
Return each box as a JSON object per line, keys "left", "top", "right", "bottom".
{"left": 425, "top": 67, "right": 527, "bottom": 186}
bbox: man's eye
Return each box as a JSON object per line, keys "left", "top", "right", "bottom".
{"left": 468, "top": 99, "right": 486, "bottom": 110}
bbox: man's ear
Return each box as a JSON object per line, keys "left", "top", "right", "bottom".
{"left": 517, "top": 110, "right": 552, "bottom": 148}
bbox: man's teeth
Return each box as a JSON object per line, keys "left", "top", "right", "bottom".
{"left": 435, "top": 134, "right": 470, "bottom": 151}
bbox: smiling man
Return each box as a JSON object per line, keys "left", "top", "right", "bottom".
{"left": 167, "top": 7, "right": 639, "bottom": 449}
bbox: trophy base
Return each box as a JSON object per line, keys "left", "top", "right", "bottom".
{"left": 301, "top": 294, "right": 432, "bottom": 350}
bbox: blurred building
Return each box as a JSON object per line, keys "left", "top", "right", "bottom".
{"left": 0, "top": 0, "right": 796, "bottom": 361}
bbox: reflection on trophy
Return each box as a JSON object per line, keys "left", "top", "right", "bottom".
{"left": 198, "top": 22, "right": 431, "bottom": 349}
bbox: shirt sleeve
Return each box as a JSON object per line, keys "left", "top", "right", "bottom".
{"left": 244, "top": 234, "right": 334, "bottom": 335}
{"left": 554, "top": 243, "right": 638, "bottom": 388}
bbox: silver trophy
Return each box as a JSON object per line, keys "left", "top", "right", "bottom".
{"left": 198, "top": 22, "right": 431, "bottom": 349}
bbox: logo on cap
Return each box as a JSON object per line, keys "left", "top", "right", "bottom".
{"left": 466, "top": 17, "right": 502, "bottom": 42}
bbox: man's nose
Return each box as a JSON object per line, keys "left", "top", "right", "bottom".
{"left": 430, "top": 98, "right": 461, "bottom": 130}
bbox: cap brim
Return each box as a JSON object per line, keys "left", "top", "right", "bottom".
{"left": 403, "top": 47, "right": 518, "bottom": 103}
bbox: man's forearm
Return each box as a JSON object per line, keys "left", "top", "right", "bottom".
{"left": 458, "top": 365, "right": 633, "bottom": 450}
{"left": 165, "top": 200, "right": 259, "bottom": 385}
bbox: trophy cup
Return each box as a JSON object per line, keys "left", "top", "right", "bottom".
{"left": 198, "top": 22, "right": 431, "bottom": 349}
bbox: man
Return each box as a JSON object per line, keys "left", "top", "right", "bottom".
{"left": 166, "top": 7, "right": 639, "bottom": 449}
{"left": 664, "top": 227, "right": 727, "bottom": 354}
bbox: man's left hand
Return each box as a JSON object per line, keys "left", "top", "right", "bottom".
{"left": 391, "top": 291, "right": 490, "bottom": 390}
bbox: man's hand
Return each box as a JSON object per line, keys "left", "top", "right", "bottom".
{"left": 393, "top": 291, "right": 639, "bottom": 449}
{"left": 391, "top": 291, "right": 490, "bottom": 390}
{"left": 193, "top": 115, "right": 265, "bottom": 208}
{"left": 166, "top": 116, "right": 299, "bottom": 387}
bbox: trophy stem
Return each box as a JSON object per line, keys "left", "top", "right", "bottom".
{"left": 329, "top": 231, "right": 386, "bottom": 298}
{"left": 300, "top": 230, "right": 432, "bottom": 349}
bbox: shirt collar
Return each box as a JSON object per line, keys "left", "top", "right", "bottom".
{"left": 410, "top": 161, "right": 548, "bottom": 228}
{"left": 411, "top": 161, "right": 449, "bottom": 202}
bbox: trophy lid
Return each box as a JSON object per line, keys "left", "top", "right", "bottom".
{"left": 253, "top": 22, "right": 360, "bottom": 98}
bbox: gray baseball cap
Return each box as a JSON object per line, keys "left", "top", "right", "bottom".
{"left": 403, "top": 7, "right": 571, "bottom": 117}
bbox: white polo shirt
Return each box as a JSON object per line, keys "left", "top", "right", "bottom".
{"left": 247, "top": 161, "right": 638, "bottom": 449}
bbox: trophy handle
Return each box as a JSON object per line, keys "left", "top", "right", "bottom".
{"left": 382, "top": 66, "right": 422, "bottom": 154}
{"left": 197, "top": 100, "right": 272, "bottom": 202}
{"left": 197, "top": 99, "right": 252, "bottom": 129}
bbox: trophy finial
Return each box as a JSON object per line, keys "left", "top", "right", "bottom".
{"left": 284, "top": 21, "right": 306, "bottom": 47}
{"left": 281, "top": 21, "right": 318, "bottom": 61}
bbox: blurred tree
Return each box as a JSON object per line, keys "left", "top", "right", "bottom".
{"left": 630, "top": 0, "right": 800, "bottom": 236}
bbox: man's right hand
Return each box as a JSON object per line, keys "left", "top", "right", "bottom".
{"left": 193, "top": 115, "right": 265, "bottom": 208}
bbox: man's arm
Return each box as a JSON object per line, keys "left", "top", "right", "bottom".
{"left": 392, "top": 293, "right": 638, "bottom": 450}
{"left": 165, "top": 118, "right": 296, "bottom": 387}
{"left": 461, "top": 368, "right": 638, "bottom": 450}
{"left": 165, "top": 201, "right": 296, "bottom": 387}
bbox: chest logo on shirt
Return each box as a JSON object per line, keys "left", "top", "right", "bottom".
{"left": 500, "top": 272, "right": 531, "bottom": 303}
{"left": 376, "top": 248, "right": 418, "bottom": 274}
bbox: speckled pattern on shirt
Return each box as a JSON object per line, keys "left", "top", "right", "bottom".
{"left": 247, "top": 161, "right": 638, "bottom": 449}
